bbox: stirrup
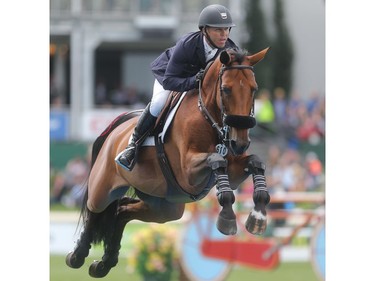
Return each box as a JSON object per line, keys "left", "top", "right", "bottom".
{"left": 115, "top": 146, "right": 137, "bottom": 171}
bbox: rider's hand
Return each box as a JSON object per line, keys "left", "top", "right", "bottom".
{"left": 194, "top": 69, "right": 205, "bottom": 89}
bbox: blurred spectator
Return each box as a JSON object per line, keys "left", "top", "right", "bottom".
{"left": 110, "top": 85, "right": 128, "bottom": 105}
{"left": 95, "top": 80, "right": 109, "bottom": 105}
{"left": 272, "top": 87, "right": 288, "bottom": 127}
{"left": 284, "top": 95, "right": 304, "bottom": 149}
{"left": 254, "top": 89, "right": 275, "bottom": 138}
{"left": 50, "top": 156, "right": 89, "bottom": 208}
{"left": 263, "top": 146, "right": 311, "bottom": 225}
{"left": 99, "top": 84, "right": 147, "bottom": 109}
{"left": 264, "top": 145, "right": 285, "bottom": 225}
{"left": 50, "top": 95, "right": 65, "bottom": 108}
{"left": 50, "top": 74, "right": 67, "bottom": 108}
{"left": 271, "top": 148, "right": 305, "bottom": 193}
{"left": 306, "top": 90, "right": 321, "bottom": 114}
{"left": 272, "top": 87, "right": 289, "bottom": 143}
{"left": 255, "top": 89, "right": 275, "bottom": 124}
{"left": 296, "top": 104, "right": 324, "bottom": 145}
{"left": 288, "top": 91, "right": 304, "bottom": 112}
{"left": 266, "top": 144, "right": 282, "bottom": 170}
{"left": 304, "top": 151, "right": 324, "bottom": 191}
{"left": 124, "top": 87, "right": 140, "bottom": 105}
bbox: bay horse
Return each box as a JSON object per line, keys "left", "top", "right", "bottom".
{"left": 66, "top": 47, "right": 271, "bottom": 277}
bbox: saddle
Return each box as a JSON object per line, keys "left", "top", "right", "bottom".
{"left": 153, "top": 91, "right": 183, "bottom": 134}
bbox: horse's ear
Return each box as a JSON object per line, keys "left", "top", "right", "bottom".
{"left": 220, "top": 50, "right": 231, "bottom": 65}
{"left": 249, "top": 47, "right": 270, "bottom": 66}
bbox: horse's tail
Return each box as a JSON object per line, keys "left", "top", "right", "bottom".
{"left": 77, "top": 110, "right": 142, "bottom": 240}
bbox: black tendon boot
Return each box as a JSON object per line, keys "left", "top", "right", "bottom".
{"left": 116, "top": 103, "right": 157, "bottom": 171}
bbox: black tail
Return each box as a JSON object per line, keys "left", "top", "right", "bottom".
{"left": 77, "top": 110, "right": 142, "bottom": 241}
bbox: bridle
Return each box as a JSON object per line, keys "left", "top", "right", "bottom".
{"left": 197, "top": 62, "right": 257, "bottom": 156}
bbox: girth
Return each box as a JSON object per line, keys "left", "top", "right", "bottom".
{"left": 153, "top": 91, "right": 214, "bottom": 203}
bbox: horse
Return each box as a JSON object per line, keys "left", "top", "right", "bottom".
{"left": 66, "top": 47, "right": 271, "bottom": 278}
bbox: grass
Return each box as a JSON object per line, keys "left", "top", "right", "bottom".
{"left": 51, "top": 255, "right": 319, "bottom": 281}
{"left": 229, "top": 262, "right": 320, "bottom": 281}
{"left": 50, "top": 203, "right": 80, "bottom": 212}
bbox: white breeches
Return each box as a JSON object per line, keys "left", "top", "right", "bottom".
{"left": 149, "top": 79, "right": 171, "bottom": 117}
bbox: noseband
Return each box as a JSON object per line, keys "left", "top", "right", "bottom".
{"left": 198, "top": 63, "right": 256, "bottom": 155}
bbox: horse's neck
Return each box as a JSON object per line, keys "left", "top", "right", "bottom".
{"left": 200, "top": 83, "right": 221, "bottom": 122}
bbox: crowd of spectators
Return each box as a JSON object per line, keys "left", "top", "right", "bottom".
{"left": 254, "top": 87, "right": 325, "bottom": 150}
{"left": 94, "top": 81, "right": 147, "bottom": 109}
{"left": 50, "top": 79, "right": 148, "bottom": 110}
{"left": 50, "top": 149, "right": 91, "bottom": 208}
{"left": 254, "top": 87, "right": 325, "bottom": 191}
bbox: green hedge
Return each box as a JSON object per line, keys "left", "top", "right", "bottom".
{"left": 50, "top": 141, "right": 90, "bottom": 170}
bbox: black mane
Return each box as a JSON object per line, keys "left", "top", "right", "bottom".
{"left": 225, "top": 48, "right": 249, "bottom": 64}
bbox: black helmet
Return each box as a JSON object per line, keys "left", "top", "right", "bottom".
{"left": 198, "top": 4, "right": 236, "bottom": 30}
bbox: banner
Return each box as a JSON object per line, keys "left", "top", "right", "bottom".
{"left": 50, "top": 110, "right": 69, "bottom": 140}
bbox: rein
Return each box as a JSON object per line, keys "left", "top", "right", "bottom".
{"left": 197, "top": 61, "right": 225, "bottom": 139}
{"left": 197, "top": 63, "right": 255, "bottom": 155}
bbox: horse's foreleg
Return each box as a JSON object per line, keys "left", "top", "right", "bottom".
{"left": 207, "top": 153, "right": 237, "bottom": 235}
{"left": 245, "top": 154, "right": 270, "bottom": 235}
{"left": 66, "top": 210, "right": 98, "bottom": 269}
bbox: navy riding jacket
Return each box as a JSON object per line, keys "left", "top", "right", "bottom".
{"left": 150, "top": 31, "right": 239, "bottom": 92}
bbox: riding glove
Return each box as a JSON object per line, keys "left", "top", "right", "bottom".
{"left": 194, "top": 69, "right": 205, "bottom": 89}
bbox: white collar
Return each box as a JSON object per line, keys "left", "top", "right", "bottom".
{"left": 203, "top": 37, "right": 218, "bottom": 62}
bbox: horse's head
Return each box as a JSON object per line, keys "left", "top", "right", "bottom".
{"left": 200, "top": 47, "right": 269, "bottom": 155}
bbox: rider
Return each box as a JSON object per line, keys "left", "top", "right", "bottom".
{"left": 116, "top": 4, "right": 239, "bottom": 171}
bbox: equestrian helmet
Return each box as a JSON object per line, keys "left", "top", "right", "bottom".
{"left": 198, "top": 4, "right": 236, "bottom": 29}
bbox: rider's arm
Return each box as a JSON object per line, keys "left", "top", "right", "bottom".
{"left": 162, "top": 37, "right": 202, "bottom": 92}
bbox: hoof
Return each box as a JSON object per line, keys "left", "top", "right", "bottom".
{"left": 89, "top": 260, "right": 111, "bottom": 278}
{"left": 217, "top": 215, "right": 237, "bottom": 235}
{"left": 65, "top": 251, "right": 85, "bottom": 269}
{"left": 246, "top": 209, "right": 267, "bottom": 235}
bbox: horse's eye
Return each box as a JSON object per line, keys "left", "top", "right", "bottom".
{"left": 221, "top": 87, "right": 231, "bottom": 95}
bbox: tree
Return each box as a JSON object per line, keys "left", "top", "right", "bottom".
{"left": 271, "top": 0, "right": 294, "bottom": 97}
{"left": 243, "top": 0, "right": 272, "bottom": 91}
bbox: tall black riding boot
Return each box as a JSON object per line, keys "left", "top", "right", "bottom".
{"left": 116, "top": 103, "right": 157, "bottom": 171}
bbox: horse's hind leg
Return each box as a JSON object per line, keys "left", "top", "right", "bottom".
{"left": 121, "top": 191, "right": 185, "bottom": 223}
{"left": 207, "top": 153, "right": 237, "bottom": 235}
{"left": 88, "top": 216, "right": 123, "bottom": 278}
{"left": 245, "top": 154, "right": 271, "bottom": 235}
{"left": 88, "top": 197, "right": 140, "bottom": 278}
{"left": 66, "top": 210, "right": 98, "bottom": 268}
{"left": 88, "top": 193, "right": 184, "bottom": 278}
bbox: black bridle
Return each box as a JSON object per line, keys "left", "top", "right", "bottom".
{"left": 198, "top": 63, "right": 257, "bottom": 153}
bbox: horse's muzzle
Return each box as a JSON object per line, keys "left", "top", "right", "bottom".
{"left": 224, "top": 115, "right": 257, "bottom": 129}
{"left": 229, "top": 139, "right": 250, "bottom": 155}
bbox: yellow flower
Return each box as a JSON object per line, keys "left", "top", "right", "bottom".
{"left": 145, "top": 252, "right": 166, "bottom": 272}
{"left": 127, "top": 224, "right": 178, "bottom": 280}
